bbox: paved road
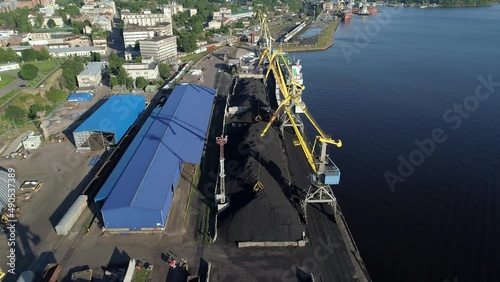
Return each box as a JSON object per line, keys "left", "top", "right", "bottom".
{"left": 0, "top": 72, "right": 26, "bottom": 98}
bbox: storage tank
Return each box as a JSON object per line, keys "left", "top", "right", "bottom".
{"left": 0, "top": 168, "right": 19, "bottom": 212}
{"left": 55, "top": 195, "right": 88, "bottom": 235}
{"left": 16, "top": 270, "right": 35, "bottom": 282}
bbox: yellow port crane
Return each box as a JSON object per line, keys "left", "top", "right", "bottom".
{"left": 257, "top": 12, "right": 342, "bottom": 215}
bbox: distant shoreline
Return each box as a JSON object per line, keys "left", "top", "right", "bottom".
{"left": 281, "top": 20, "right": 340, "bottom": 53}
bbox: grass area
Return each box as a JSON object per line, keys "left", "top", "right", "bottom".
{"left": 132, "top": 268, "right": 151, "bottom": 282}
{"left": 0, "top": 75, "right": 16, "bottom": 89}
{"left": 180, "top": 50, "right": 213, "bottom": 64}
{"left": 22, "top": 60, "right": 62, "bottom": 87}
{"left": 0, "top": 90, "right": 20, "bottom": 108}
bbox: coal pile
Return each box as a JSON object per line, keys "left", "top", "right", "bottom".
{"left": 217, "top": 78, "right": 304, "bottom": 243}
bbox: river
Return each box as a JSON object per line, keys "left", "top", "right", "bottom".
{"left": 297, "top": 5, "right": 500, "bottom": 282}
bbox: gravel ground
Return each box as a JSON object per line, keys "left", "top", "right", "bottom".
{"left": 217, "top": 78, "right": 305, "bottom": 243}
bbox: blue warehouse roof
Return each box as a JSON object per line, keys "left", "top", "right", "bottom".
{"left": 73, "top": 95, "right": 145, "bottom": 144}
{"left": 99, "top": 84, "right": 216, "bottom": 230}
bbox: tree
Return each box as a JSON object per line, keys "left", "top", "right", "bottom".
{"left": 19, "top": 64, "right": 39, "bottom": 80}
{"left": 0, "top": 48, "right": 20, "bottom": 63}
{"left": 5, "top": 105, "right": 27, "bottom": 125}
{"left": 117, "top": 66, "right": 129, "bottom": 85}
{"left": 234, "top": 21, "right": 244, "bottom": 28}
{"left": 35, "top": 14, "right": 44, "bottom": 29}
{"left": 21, "top": 48, "right": 37, "bottom": 62}
{"left": 91, "top": 52, "right": 101, "bottom": 62}
{"left": 36, "top": 48, "right": 51, "bottom": 61}
{"left": 136, "top": 77, "right": 148, "bottom": 90}
{"left": 109, "top": 76, "right": 118, "bottom": 87}
{"left": 125, "top": 77, "right": 134, "bottom": 89}
{"left": 47, "top": 19, "right": 56, "bottom": 29}
{"left": 159, "top": 64, "right": 171, "bottom": 79}
{"left": 133, "top": 56, "right": 142, "bottom": 63}
{"left": 29, "top": 103, "right": 45, "bottom": 119}
{"left": 46, "top": 87, "right": 67, "bottom": 103}
{"left": 178, "top": 32, "right": 197, "bottom": 53}
{"left": 133, "top": 41, "right": 140, "bottom": 51}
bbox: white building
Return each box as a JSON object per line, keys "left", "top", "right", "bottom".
{"left": 0, "top": 62, "right": 20, "bottom": 72}
{"left": 39, "top": 4, "right": 60, "bottom": 16}
{"left": 92, "top": 15, "right": 112, "bottom": 31}
{"left": 121, "top": 11, "right": 171, "bottom": 27}
{"left": 122, "top": 24, "right": 172, "bottom": 48}
{"left": 188, "top": 8, "right": 197, "bottom": 17}
{"left": 28, "top": 16, "right": 65, "bottom": 28}
{"left": 48, "top": 46, "right": 106, "bottom": 58}
{"left": 122, "top": 63, "right": 159, "bottom": 80}
{"left": 139, "top": 35, "right": 177, "bottom": 62}
{"left": 22, "top": 135, "right": 42, "bottom": 150}
{"left": 208, "top": 20, "right": 221, "bottom": 30}
{"left": 77, "top": 62, "right": 107, "bottom": 88}
{"left": 230, "top": 10, "right": 254, "bottom": 21}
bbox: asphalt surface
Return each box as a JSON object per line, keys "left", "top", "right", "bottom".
{"left": 217, "top": 78, "right": 305, "bottom": 243}
{"left": 282, "top": 126, "right": 362, "bottom": 281}
{"left": 0, "top": 72, "right": 25, "bottom": 99}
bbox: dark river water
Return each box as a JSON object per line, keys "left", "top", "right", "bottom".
{"left": 296, "top": 5, "right": 500, "bottom": 282}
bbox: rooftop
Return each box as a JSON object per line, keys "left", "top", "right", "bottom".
{"left": 48, "top": 46, "right": 104, "bottom": 53}
{"left": 122, "top": 62, "right": 157, "bottom": 70}
{"left": 78, "top": 62, "right": 107, "bottom": 76}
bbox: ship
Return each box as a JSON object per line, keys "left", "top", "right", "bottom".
{"left": 368, "top": 3, "right": 378, "bottom": 14}
{"left": 357, "top": 5, "right": 370, "bottom": 15}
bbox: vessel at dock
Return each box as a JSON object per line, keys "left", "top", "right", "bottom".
{"left": 357, "top": 5, "right": 370, "bottom": 15}
{"left": 368, "top": 3, "right": 378, "bottom": 14}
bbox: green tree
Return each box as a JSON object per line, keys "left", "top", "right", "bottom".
{"left": 136, "top": 77, "right": 148, "bottom": 90}
{"left": 91, "top": 52, "right": 101, "bottom": 62}
{"left": 47, "top": 18, "right": 57, "bottom": 29}
{"left": 109, "top": 52, "right": 125, "bottom": 75}
{"left": 159, "top": 64, "right": 171, "bottom": 79}
{"left": 21, "top": 48, "right": 38, "bottom": 62}
{"left": 35, "top": 14, "right": 44, "bottom": 29}
{"left": 125, "top": 77, "right": 134, "bottom": 89}
{"left": 19, "top": 64, "right": 39, "bottom": 80}
{"left": 46, "top": 87, "right": 68, "bottom": 103}
{"left": 117, "top": 66, "right": 129, "bottom": 85}
{"left": 134, "top": 41, "right": 140, "bottom": 51}
{"left": 28, "top": 103, "right": 45, "bottom": 119}
{"left": 36, "top": 48, "right": 51, "bottom": 61}
{"left": 109, "top": 76, "right": 119, "bottom": 87}
{"left": 178, "top": 32, "right": 197, "bottom": 53}
{"left": 234, "top": 21, "right": 244, "bottom": 28}
{"left": 0, "top": 48, "right": 20, "bottom": 63}
{"left": 5, "top": 105, "right": 27, "bottom": 125}
{"left": 133, "top": 56, "right": 142, "bottom": 63}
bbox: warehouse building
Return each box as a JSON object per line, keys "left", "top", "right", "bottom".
{"left": 77, "top": 62, "right": 107, "bottom": 88}
{"left": 96, "top": 84, "right": 216, "bottom": 231}
{"left": 72, "top": 95, "right": 145, "bottom": 150}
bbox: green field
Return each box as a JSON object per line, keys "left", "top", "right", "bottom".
{"left": 21, "top": 60, "right": 62, "bottom": 87}
{"left": 0, "top": 75, "right": 16, "bottom": 89}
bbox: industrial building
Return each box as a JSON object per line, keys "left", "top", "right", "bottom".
{"left": 122, "top": 24, "right": 172, "bottom": 48}
{"left": 0, "top": 62, "right": 19, "bottom": 72}
{"left": 76, "top": 62, "right": 107, "bottom": 88}
{"left": 48, "top": 46, "right": 106, "bottom": 58}
{"left": 72, "top": 95, "right": 146, "bottom": 150}
{"left": 121, "top": 10, "right": 171, "bottom": 27}
{"left": 22, "top": 135, "right": 42, "bottom": 150}
{"left": 122, "top": 62, "right": 159, "bottom": 80}
{"left": 96, "top": 84, "right": 215, "bottom": 231}
{"left": 139, "top": 35, "right": 177, "bottom": 62}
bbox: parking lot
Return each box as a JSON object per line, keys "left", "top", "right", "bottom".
{"left": 0, "top": 140, "right": 100, "bottom": 280}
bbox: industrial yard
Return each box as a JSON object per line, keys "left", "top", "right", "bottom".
{"left": 0, "top": 38, "right": 369, "bottom": 282}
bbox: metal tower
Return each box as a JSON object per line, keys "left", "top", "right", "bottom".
{"left": 216, "top": 135, "right": 228, "bottom": 206}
